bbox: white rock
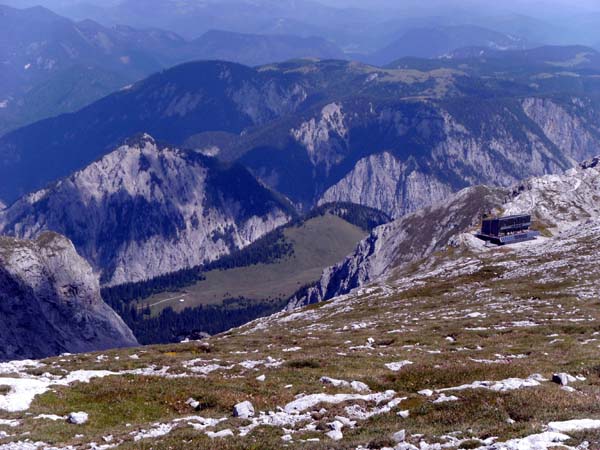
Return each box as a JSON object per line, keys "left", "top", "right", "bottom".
{"left": 551, "top": 373, "right": 577, "bottom": 386}
{"left": 350, "top": 381, "right": 370, "bottom": 392}
{"left": 385, "top": 360, "right": 413, "bottom": 371}
{"left": 320, "top": 377, "right": 370, "bottom": 392}
{"left": 397, "top": 410, "right": 410, "bottom": 418}
{"left": 67, "top": 412, "right": 88, "bottom": 425}
{"left": 34, "top": 414, "right": 64, "bottom": 421}
{"left": 185, "top": 398, "right": 200, "bottom": 410}
{"left": 256, "top": 374, "right": 266, "bottom": 382}
{"left": 326, "top": 420, "right": 344, "bottom": 440}
{"left": 438, "top": 374, "right": 546, "bottom": 393}
{"left": 393, "top": 430, "right": 406, "bottom": 442}
{"left": 334, "top": 416, "right": 357, "bottom": 428}
{"left": 418, "top": 389, "right": 434, "bottom": 397}
{"left": 548, "top": 418, "right": 600, "bottom": 433}
{"left": 206, "top": 429, "right": 234, "bottom": 439}
{"left": 433, "top": 394, "right": 459, "bottom": 403}
{"left": 284, "top": 390, "right": 396, "bottom": 414}
{"left": 233, "top": 401, "right": 255, "bottom": 419}
{"left": 320, "top": 376, "right": 348, "bottom": 388}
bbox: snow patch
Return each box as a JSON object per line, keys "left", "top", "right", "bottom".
{"left": 548, "top": 418, "right": 600, "bottom": 433}
{"left": 438, "top": 374, "right": 546, "bottom": 393}
{"left": 385, "top": 360, "right": 413, "bottom": 371}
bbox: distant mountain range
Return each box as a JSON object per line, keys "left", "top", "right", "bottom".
{"left": 369, "top": 25, "right": 531, "bottom": 64}
{"left": 7, "top": 2, "right": 598, "bottom": 139}
{"left": 0, "top": 4, "right": 344, "bottom": 135}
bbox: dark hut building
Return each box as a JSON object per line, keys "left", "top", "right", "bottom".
{"left": 476, "top": 214, "right": 539, "bottom": 245}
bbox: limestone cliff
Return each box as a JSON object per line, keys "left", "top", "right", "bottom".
{"left": 0, "top": 232, "right": 137, "bottom": 361}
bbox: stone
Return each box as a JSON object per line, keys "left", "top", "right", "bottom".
{"left": 393, "top": 430, "right": 406, "bottom": 443}
{"left": 325, "top": 420, "right": 344, "bottom": 441}
{"left": 67, "top": 412, "right": 88, "bottom": 425}
{"left": 233, "top": 401, "right": 255, "bottom": 419}
{"left": 552, "top": 373, "right": 577, "bottom": 386}
{"left": 186, "top": 398, "right": 200, "bottom": 410}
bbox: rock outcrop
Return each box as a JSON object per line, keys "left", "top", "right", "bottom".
{"left": 248, "top": 95, "right": 597, "bottom": 218}
{"left": 504, "top": 156, "right": 600, "bottom": 229}
{"left": 0, "top": 232, "right": 137, "bottom": 361}
{"left": 0, "top": 134, "right": 292, "bottom": 286}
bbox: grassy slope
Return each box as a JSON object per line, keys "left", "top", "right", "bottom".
{"left": 2, "top": 228, "right": 600, "bottom": 449}
{"left": 138, "top": 213, "right": 366, "bottom": 314}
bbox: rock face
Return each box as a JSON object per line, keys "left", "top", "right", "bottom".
{"left": 0, "top": 135, "right": 292, "bottom": 286}
{"left": 290, "top": 102, "right": 349, "bottom": 175}
{"left": 0, "top": 232, "right": 137, "bottom": 361}
{"left": 319, "top": 152, "right": 453, "bottom": 219}
{"left": 522, "top": 97, "right": 600, "bottom": 164}
{"left": 244, "top": 94, "right": 597, "bottom": 218}
{"left": 291, "top": 186, "right": 507, "bottom": 307}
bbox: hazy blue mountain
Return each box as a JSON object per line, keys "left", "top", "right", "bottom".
{"left": 0, "top": 4, "right": 166, "bottom": 134}
{"left": 189, "top": 30, "right": 343, "bottom": 67}
{"left": 389, "top": 45, "right": 600, "bottom": 76}
{"left": 0, "top": 4, "right": 345, "bottom": 136}
{"left": 370, "top": 25, "right": 530, "bottom": 65}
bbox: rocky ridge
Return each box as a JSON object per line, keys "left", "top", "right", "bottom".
{"left": 0, "top": 135, "right": 292, "bottom": 286}
{"left": 291, "top": 185, "right": 508, "bottom": 307}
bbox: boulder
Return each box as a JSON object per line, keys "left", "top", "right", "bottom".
{"left": 552, "top": 373, "right": 577, "bottom": 386}
{"left": 393, "top": 430, "right": 406, "bottom": 442}
{"left": 67, "top": 412, "right": 88, "bottom": 425}
{"left": 233, "top": 401, "right": 255, "bottom": 419}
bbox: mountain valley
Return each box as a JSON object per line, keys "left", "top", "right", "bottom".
{"left": 105, "top": 203, "right": 388, "bottom": 344}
